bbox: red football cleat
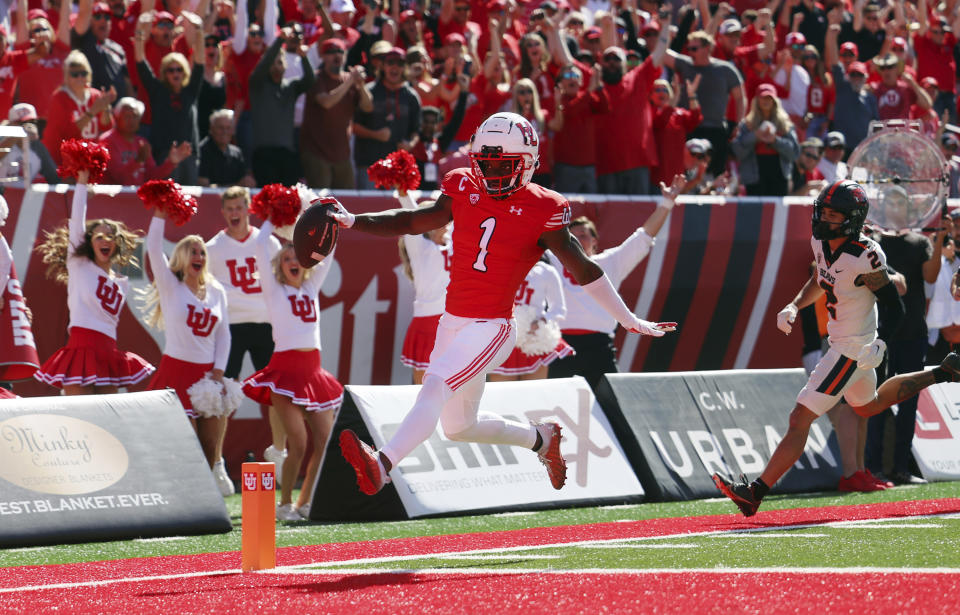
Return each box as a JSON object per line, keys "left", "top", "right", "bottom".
{"left": 339, "top": 429, "right": 387, "bottom": 495}
{"left": 535, "top": 422, "right": 567, "bottom": 490}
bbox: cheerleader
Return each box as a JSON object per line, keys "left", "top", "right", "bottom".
{"left": 34, "top": 171, "right": 154, "bottom": 393}
{"left": 242, "top": 219, "right": 342, "bottom": 521}
{"left": 143, "top": 207, "right": 231, "bottom": 468}
{"left": 489, "top": 257, "right": 572, "bottom": 381}
{"left": 397, "top": 194, "right": 452, "bottom": 384}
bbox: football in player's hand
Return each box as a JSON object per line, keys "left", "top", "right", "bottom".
{"left": 293, "top": 197, "right": 340, "bottom": 268}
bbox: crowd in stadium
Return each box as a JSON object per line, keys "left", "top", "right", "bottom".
{"left": 0, "top": 0, "right": 958, "bottom": 196}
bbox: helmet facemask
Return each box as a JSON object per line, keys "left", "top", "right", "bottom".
{"left": 469, "top": 144, "right": 527, "bottom": 197}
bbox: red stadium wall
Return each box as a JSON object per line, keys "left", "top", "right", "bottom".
{"left": 1, "top": 187, "right": 816, "bottom": 475}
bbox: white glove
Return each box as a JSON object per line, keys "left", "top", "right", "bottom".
{"left": 856, "top": 339, "right": 887, "bottom": 370}
{"left": 326, "top": 200, "right": 355, "bottom": 228}
{"left": 628, "top": 318, "right": 678, "bottom": 337}
{"left": 777, "top": 303, "right": 798, "bottom": 334}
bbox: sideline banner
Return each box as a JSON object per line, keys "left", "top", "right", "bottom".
{"left": 913, "top": 383, "right": 960, "bottom": 481}
{"left": 311, "top": 377, "right": 642, "bottom": 520}
{"left": 595, "top": 369, "right": 843, "bottom": 501}
{"left": 0, "top": 390, "right": 231, "bottom": 547}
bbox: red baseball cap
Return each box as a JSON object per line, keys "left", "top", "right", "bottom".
{"left": 584, "top": 26, "right": 602, "bottom": 41}
{"left": 922, "top": 76, "right": 940, "bottom": 89}
{"left": 755, "top": 83, "right": 777, "bottom": 98}
{"left": 839, "top": 41, "right": 858, "bottom": 56}
{"left": 383, "top": 46, "right": 406, "bottom": 59}
{"left": 847, "top": 61, "right": 869, "bottom": 76}
{"left": 154, "top": 10, "right": 175, "bottom": 23}
{"left": 891, "top": 36, "right": 907, "bottom": 51}
{"left": 92, "top": 2, "right": 111, "bottom": 15}
{"left": 785, "top": 32, "right": 806, "bottom": 47}
{"left": 27, "top": 8, "right": 48, "bottom": 21}
{"left": 641, "top": 20, "right": 661, "bottom": 34}
{"left": 399, "top": 9, "right": 418, "bottom": 23}
{"left": 443, "top": 32, "right": 466, "bottom": 46}
{"left": 320, "top": 37, "right": 347, "bottom": 53}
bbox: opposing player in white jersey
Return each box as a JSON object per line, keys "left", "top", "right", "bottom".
{"left": 714, "top": 180, "right": 960, "bottom": 517}
{"left": 34, "top": 170, "right": 154, "bottom": 393}
{"left": 397, "top": 193, "right": 451, "bottom": 384}
{"left": 328, "top": 112, "right": 676, "bottom": 497}
{"left": 242, "top": 219, "right": 343, "bottom": 521}
{"left": 143, "top": 207, "right": 231, "bottom": 470}
{"left": 547, "top": 175, "right": 680, "bottom": 389}
{"left": 489, "top": 256, "right": 571, "bottom": 380}
{"left": 206, "top": 186, "right": 283, "bottom": 495}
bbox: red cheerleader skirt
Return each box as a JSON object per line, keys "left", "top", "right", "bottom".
{"left": 243, "top": 349, "right": 343, "bottom": 412}
{"left": 148, "top": 355, "right": 213, "bottom": 418}
{"left": 401, "top": 314, "right": 442, "bottom": 369}
{"left": 34, "top": 327, "right": 155, "bottom": 388}
{"left": 490, "top": 339, "right": 575, "bottom": 376}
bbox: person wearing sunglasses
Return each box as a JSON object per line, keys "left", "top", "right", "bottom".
{"left": 730, "top": 82, "right": 800, "bottom": 197}
{"left": 43, "top": 50, "right": 117, "bottom": 166}
{"left": 824, "top": 21, "right": 877, "bottom": 154}
{"left": 914, "top": 11, "right": 959, "bottom": 124}
{"left": 650, "top": 75, "right": 702, "bottom": 192}
{"left": 799, "top": 45, "right": 834, "bottom": 141}
{"left": 872, "top": 51, "right": 932, "bottom": 121}
{"left": 14, "top": 0, "right": 72, "bottom": 126}
{"left": 789, "top": 137, "right": 826, "bottom": 196}
{"left": 816, "top": 131, "right": 848, "bottom": 184}
{"left": 550, "top": 65, "right": 608, "bottom": 194}
{"left": 0, "top": 23, "right": 51, "bottom": 123}
{"left": 71, "top": 0, "right": 130, "bottom": 97}
{"left": 0, "top": 103, "right": 59, "bottom": 184}
{"left": 135, "top": 10, "right": 206, "bottom": 185}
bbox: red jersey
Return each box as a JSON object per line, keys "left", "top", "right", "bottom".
{"left": 14, "top": 40, "right": 70, "bottom": 119}
{"left": 914, "top": 32, "right": 957, "bottom": 93}
{"left": 0, "top": 50, "right": 29, "bottom": 120}
{"left": 99, "top": 127, "right": 177, "bottom": 185}
{"left": 806, "top": 74, "right": 835, "bottom": 116}
{"left": 874, "top": 81, "right": 916, "bottom": 120}
{"left": 440, "top": 168, "right": 571, "bottom": 319}
{"left": 43, "top": 88, "right": 111, "bottom": 164}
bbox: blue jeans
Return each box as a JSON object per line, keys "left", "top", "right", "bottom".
{"left": 553, "top": 163, "right": 598, "bottom": 195}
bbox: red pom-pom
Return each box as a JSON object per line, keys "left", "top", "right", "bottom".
{"left": 250, "top": 184, "right": 302, "bottom": 228}
{"left": 137, "top": 180, "right": 198, "bottom": 226}
{"left": 58, "top": 139, "right": 111, "bottom": 184}
{"left": 367, "top": 150, "right": 421, "bottom": 192}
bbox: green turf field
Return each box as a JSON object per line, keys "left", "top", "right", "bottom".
{"left": 4, "top": 481, "right": 960, "bottom": 570}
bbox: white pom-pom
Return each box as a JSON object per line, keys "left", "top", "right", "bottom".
{"left": 0, "top": 195, "right": 8, "bottom": 227}
{"left": 221, "top": 378, "right": 244, "bottom": 417}
{"left": 515, "top": 304, "right": 561, "bottom": 356}
{"left": 187, "top": 375, "right": 224, "bottom": 418}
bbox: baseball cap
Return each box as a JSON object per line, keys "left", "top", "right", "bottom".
{"left": 641, "top": 20, "right": 660, "bottom": 34}
{"left": 26, "top": 8, "right": 48, "bottom": 21}
{"left": 847, "top": 61, "right": 869, "bottom": 76}
{"left": 802, "top": 137, "right": 824, "bottom": 150}
{"left": 443, "top": 32, "right": 466, "bottom": 46}
{"left": 942, "top": 132, "right": 960, "bottom": 148}
{"left": 486, "top": 0, "right": 507, "bottom": 12}
{"left": 330, "top": 0, "right": 356, "bottom": 13}
{"left": 686, "top": 138, "right": 711, "bottom": 155}
{"left": 321, "top": 37, "right": 347, "bottom": 53}
{"left": 153, "top": 10, "right": 175, "bottom": 23}
{"left": 584, "top": 26, "right": 602, "bottom": 41}
{"left": 948, "top": 208, "right": 960, "bottom": 219}
{"left": 755, "top": 82, "right": 777, "bottom": 98}
{"left": 839, "top": 41, "right": 859, "bottom": 56}
{"left": 8, "top": 103, "right": 37, "bottom": 123}
{"left": 891, "top": 36, "right": 907, "bottom": 51}
{"left": 602, "top": 46, "right": 626, "bottom": 61}
{"left": 92, "top": 2, "right": 111, "bottom": 15}
{"left": 922, "top": 76, "right": 940, "bottom": 89}
{"left": 785, "top": 32, "right": 806, "bottom": 47}
{"left": 369, "top": 40, "right": 393, "bottom": 57}
{"left": 825, "top": 131, "right": 846, "bottom": 148}
{"left": 540, "top": 0, "right": 558, "bottom": 12}
{"left": 719, "top": 19, "right": 743, "bottom": 35}
{"left": 383, "top": 46, "right": 406, "bottom": 59}
{"left": 399, "top": 9, "right": 419, "bottom": 22}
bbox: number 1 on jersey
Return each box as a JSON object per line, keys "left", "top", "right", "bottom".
{"left": 472, "top": 217, "right": 497, "bottom": 272}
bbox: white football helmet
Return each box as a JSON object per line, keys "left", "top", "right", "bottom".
{"left": 469, "top": 112, "right": 540, "bottom": 197}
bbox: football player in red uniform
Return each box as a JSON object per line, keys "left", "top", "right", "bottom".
{"left": 330, "top": 112, "right": 676, "bottom": 495}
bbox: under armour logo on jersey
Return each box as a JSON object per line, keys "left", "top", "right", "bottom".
{"left": 510, "top": 206, "right": 523, "bottom": 215}
{"left": 95, "top": 276, "right": 123, "bottom": 315}
{"left": 186, "top": 304, "right": 218, "bottom": 337}
{"left": 470, "top": 194, "right": 480, "bottom": 205}
{"left": 226, "top": 257, "right": 262, "bottom": 294}
{"left": 288, "top": 295, "right": 317, "bottom": 322}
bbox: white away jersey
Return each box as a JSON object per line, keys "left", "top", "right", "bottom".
{"left": 147, "top": 217, "right": 231, "bottom": 369}
{"left": 548, "top": 226, "right": 654, "bottom": 334}
{"left": 206, "top": 226, "right": 281, "bottom": 324}
{"left": 255, "top": 221, "right": 335, "bottom": 352}
{"left": 66, "top": 186, "right": 130, "bottom": 339}
{"left": 812, "top": 234, "right": 886, "bottom": 358}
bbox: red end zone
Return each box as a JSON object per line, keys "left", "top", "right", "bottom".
{"left": 2, "top": 499, "right": 959, "bottom": 614}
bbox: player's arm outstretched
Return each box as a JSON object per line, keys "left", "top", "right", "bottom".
{"left": 328, "top": 195, "right": 453, "bottom": 237}
{"left": 540, "top": 227, "right": 676, "bottom": 336}
{"left": 776, "top": 273, "right": 825, "bottom": 334}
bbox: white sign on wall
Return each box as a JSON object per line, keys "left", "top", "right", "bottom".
{"left": 346, "top": 377, "right": 643, "bottom": 517}
{"left": 913, "top": 383, "right": 960, "bottom": 481}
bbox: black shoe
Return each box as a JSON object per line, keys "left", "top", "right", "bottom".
{"left": 889, "top": 471, "right": 928, "bottom": 485}
{"left": 939, "top": 352, "right": 960, "bottom": 382}
{"left": 712, "top": 473, "right": 761, "bottom": 517}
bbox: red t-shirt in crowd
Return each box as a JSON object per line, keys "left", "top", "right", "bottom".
{"left": 874, "top": 81, "right": 917, "bottom": 120}
{"left": 806, "top": 74, "right": 836, "bottom": 116}
{"left": 0, "top": 50, "right": 30, "bottom": 120}
{"left": 910, "top": 104, "right": 940, "bottom": 139}
{"left": 553, "top": 88, "right": 609, "bottom": 168}
{"left": 914, "top": 32, "right": 957, "bottom": 93}
{"left": 593, "top": 58, "right": 660, "bottom": 176}
{"left": 454, "top": 74, "right": 512, "bottom": 143}
{"left": 652, "top": 105, "right": 703, "bottom": 187}
{"left": 439, "top": 167, "right": 570, "bottom": 320}
{"left": 14, "top": 40, "right": 70, "bottom": 119}
{"left": 224, "top": 44, "right": 263, "bottom": 112}
{"left": 98, "top": 127, "right": 176, "bottom": 185}
{"left": 43, "top": 87, "right": 111, "bottom": 164}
